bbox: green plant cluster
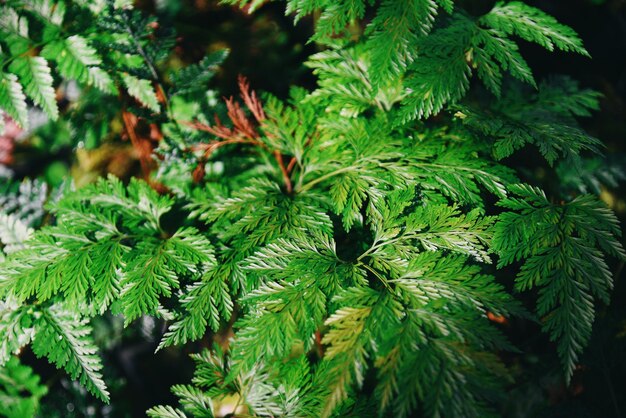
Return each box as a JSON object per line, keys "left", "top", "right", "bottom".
{"left": 0, "top": 1, "right": 624, "bottom": 417}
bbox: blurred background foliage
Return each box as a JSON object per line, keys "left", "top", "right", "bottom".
{"left": 1, "top": 0, "right": 625, "bottom": 417}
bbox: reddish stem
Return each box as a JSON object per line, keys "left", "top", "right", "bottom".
{"left": 273, "top": 151, "right": 293, "bottom": 194}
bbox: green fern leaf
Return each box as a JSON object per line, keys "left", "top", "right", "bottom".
{"left": 454, "top": 77, "right": 603, "bottom": 165}
{"left": 22, "top": 0, "right": 66, "bottom": 26}
{"left": 314, "top": 0, "right": 367, "bottom": 41}
{"left": 41, "top": 35, "right": 102, "bottom": 84}
{"left": 121, "top": 229, "right": 214, "bottom": 325}
{"left": 493, "top": 184, "right": 625, "bottom": 381}
{"left": 122, "top": 73, "right": 160, "bottom": 113}
{"left": 158, "top": 265, "right": 232, "bottom": 350}
{"left": 0, "top": 72, "right": 28, "bottom": 128}
{"left": 170, "top": 385, "right": 214, "bottom": 417}
{"left": 471, "top": 28, "right": 535, "bottom": 96}
{"left": 0, "top": 6, "right": 30, "bottom": 41}
{"left": 366, "top": 0, "right": 440, "bottom": 87}
{"left": 88, "top": 67, "right": 118, "bottom": 95}
{"left": 396, "top": 17, "right": 471, "bottom": 124}
{"left": 481, "top": 1, "right": 589, "bottom": 57}
{"left": 147, "top": 405, "right": 188, "bottom": 418}
{"left": 0, "top": 300, "right": 34, "bottom": 365}
{"left": 170, "top": 50, "right": 229, "bottom": 96}
{"left": 32, "top": 307, "right": 109, "bottom": 402}
{"left": 8, "top": 56, "right": 59, "bottom": 120}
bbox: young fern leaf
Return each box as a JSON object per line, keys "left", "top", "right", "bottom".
{"left": 480, "top": 1, "right": 589, "bottom": 56}
{"left": 41, "top": 35, "right": 103, "bottom": 85}
{"left": 0, "top": 177, "right": 215, "bottom": 324}
{"left": 493, "top": 184, "right": 625, "bottom": 381}
{"left": 0, "top": 300, "right": 35, "bottom": 365}
{"left": 398, "top": 2, "right": 588, "bottom": 123}
{"left": 8, "top": 56, "right": 58, "bottom": 121}
{"left": 122, "top": 73, "right": 161, "bottom": 113}
{"left": 146, "top": 405, "right": 188, "bottom": 418}
{"left": 365, "top": 0, "right": 442, "bottom": 88}
{"left": 158, "top": 265, "right": 233, "bottom": 350}
{"left": 0, "top": 73, "right": 29, "bottom": 128}
{"left": 32, "top": 306, "right": 109, "bottom": 402}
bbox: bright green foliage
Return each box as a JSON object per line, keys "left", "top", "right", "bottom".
{"left": 481, "top": 1, "right": 589, "bottom": 56}
{"left": 0, "top": 300, "right": 108, "bottom": 401}
{"left": 0, "top": 1, "right": 623, "bottom": 417}
{"left": 0, "top": 176, "right": 216, "bottom": 321}
{"left": 0, "top": 73, "right": 28, "bottom": 128}
{"left": 493, "top": 184, "right": 625, "bottom": 381}
{"left": 226, "top": 0, "right": 451, "bottom": 88}
{"left": 396, "top": 4, "right": 588, "bottom": 123}
{"left": 0, "top": 176, "right": 219, "bottom": 400}
{"left": 31, "top": 306, "right": 109, "bottom": 401}
{"left": 0, "top": 0, "right": 187, "bottom": 129}
{"left": 228, "top": 0, "right": 588, "bottom": 123}
{"left": 0, "top": 356, "right": 48, "bottom": 418}
{"left": 8, "top": 57, "right": 58, "bottom": 120}
{"left": 0, "top": 0, "right": 228, "bottom": 151}
{"left": 122, "top": 73, "right": 161, "bottom": 114}
{"left": 364, "top": 0, "right": 445, "bottom": 88}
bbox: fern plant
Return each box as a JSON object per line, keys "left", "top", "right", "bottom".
{"left": 0, "top": 1, "right": 624, "bottom": 417}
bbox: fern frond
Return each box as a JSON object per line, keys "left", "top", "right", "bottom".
{"left": 32, "top": 306, "right": 109, "bottom": 401}
{"left": 122, "top": 73, "right": 160, "bottom": 113}
{"left": 0, "top": 300, "right": 34, "bottom": 365}
{"left": 480, "top": 1, "right": 589, "bottom": 56}
{"left": 454, "top": 76, "right": 603, "bottom": 165}
{"left": 8, "top": 56, "right": 58, "bottom": 120}
{"left": 313, "top": 0, "right": 367, "bottom": 42}
{"left": 365, "top": 0, "right": 441, "bottom": 87}
{"left": 0, "top": 177, "right": 215, "bottom": 324}
{"left": 146, "top": 405, "right": 188, "bottom": 418}
{"left": 0, "top": 73, "right": 28, "bottom": 128}
{"left": 41, "top": 35, "right": 102, "bottom": 84}
{"left": 170, "top": 50, "right": 229, "bottom": 96}
{"left": 158, "top": 264, "right": 232, "bottom": 349}
{"left": 409, "top": 132, "right": 518, "bottom": 205}
{"left": 305, "top": 47, "right": 381, "bottom": 117}
{"left": 493, "top": 184, "right": 624, "bottom": 381}
{"left": 557, "top": 156, "right": 626, "bottom": 195}
{"left": 396, "top": 15, "right": 472, "bottom": 123}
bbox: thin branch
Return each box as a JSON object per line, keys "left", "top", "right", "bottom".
{"left": 122, "top": 110, "right": 154, "bottom": 177}
{"left": 286, "top": 156, "right": 297, "bottom": 174}
{"left": 273, "top": 150, "right": 293, "bottom": 193}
